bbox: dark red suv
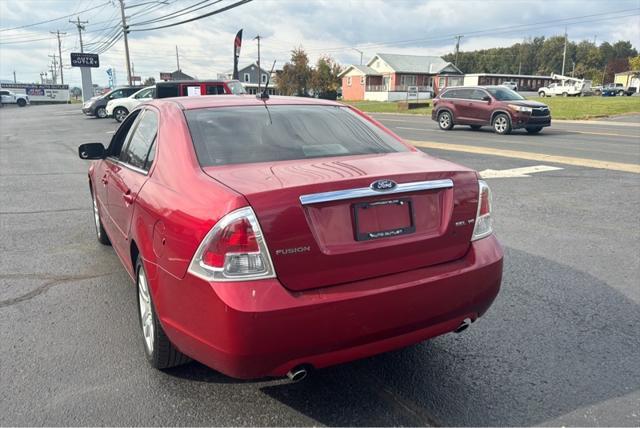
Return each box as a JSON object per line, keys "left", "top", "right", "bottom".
{"left": 432, "top": 86, "right": 551, "bottom": 134}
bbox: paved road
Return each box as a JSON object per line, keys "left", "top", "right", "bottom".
{"left": 1, "top": 104, "right": 639, "bottom": 426}
{"left": 371, "top": 113, "right": 640, "bottom": 165}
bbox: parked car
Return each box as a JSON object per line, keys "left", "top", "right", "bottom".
{"left": 155, "top": 79, "right": 245, "bottom": 98}
{"left": 0, "top": 89, "right": 29, "bottom": 107}
{"left": 501, "top": 81, "right": 518, "bottom": 91}
{"left": 77, "top": 95, "right": 503, "bottom": 380}
{"left": 432, "top": 86, "right": 551, "bottom": 134}
{"left": 82, "top": 86, "right": 140, "bottom": 118}
{"left": 601, "top": 83, "right": 635, "bottom": 96}
{"left": 106, "top": 86, "right": 155, "bottom": 122}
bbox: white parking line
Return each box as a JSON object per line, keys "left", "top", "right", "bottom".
{"left": 479, "top": 165, "right": 563, "bottom": 178}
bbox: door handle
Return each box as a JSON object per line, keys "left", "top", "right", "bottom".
{"left": 122, "top": 190, "right": 135, "bottom": 205}
{"left": 101, "top": 175, "right": 108, "bottom": 185}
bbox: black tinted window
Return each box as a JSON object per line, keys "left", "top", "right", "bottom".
{"left": 120, "top": 110, "right": 158, "bottom": 171}
{"left": 156, "top": 84, "right": 179, "bottom": 98}
{"left": 206, "top": 85, "right": 225, "bottom": 95}
{"left": 470, "top": 89, "right": 488, "bottom": 100}
{"left": 186, "top": 105, "right": 409, "bottom": 167}
{"left": 441, "top": 89, "right": 457, "bottom": 99}
{"left": 456, "top": 89, "right": 474, "bottom": 99}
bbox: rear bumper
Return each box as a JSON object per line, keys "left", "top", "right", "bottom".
{"left": 153, "top": 235, "right": 503, "bottom": 379}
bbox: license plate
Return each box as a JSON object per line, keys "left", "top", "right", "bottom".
{"left": 353, "top": 198, "right": 415, "bottom": 241}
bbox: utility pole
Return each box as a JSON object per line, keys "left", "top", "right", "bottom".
{"left": 175, "top": 45, "right": 180, "bottom": 70}
{"left": 49, "top": 54, "right": 58, "bottom": 84}
{"left": 454, "top": 35, "right": 463, "bottom": 66}
{"left": 561, "top": 27, "right": 568, "bottom": 76}
{"left": 352, "top": 48, "right": 363, "bottom": 65}
{"left": 51, "top": 30, "right": 67, "bottom": 84}
{"left": 593, "top": 34, "right": 597, "bottom": 46}
{"left": 69, "top": 17, "right": 88, "bottom": 52}
{"left": 571, "top": 61, "right": 575, "bottom": 77}
{"left": 254, "top": 35, "right": 261, "bottom": 93}
{"left": 118, "top": 0, "right": 133, "bottom": 85}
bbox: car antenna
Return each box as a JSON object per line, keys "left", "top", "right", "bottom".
{"left": 257, "top": 60, "right": 277, "bottom": 100}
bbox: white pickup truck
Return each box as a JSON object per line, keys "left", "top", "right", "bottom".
{"left": 538, "top": 74, "right": 589, "bottom": 97}
{"left": 0, "top": 89, "right": 30, "bottom": 107}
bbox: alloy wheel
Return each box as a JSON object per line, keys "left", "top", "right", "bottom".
{"left": 114, "top": 108, "right": 127, "bottom": 122}
{"left": 439, "top": 113, "right": 451, "bottom": 128}
{"left": 138, "top": 268, "right": 154, "bottom": 354}
{"left": 494, "top": 116, "right": 508, "bottom": 133}
{"left": 92, "top": 193, "right": 102, "bottom": 240}
{"left": 97, "top": 107, "right": 107, "bottom": 118}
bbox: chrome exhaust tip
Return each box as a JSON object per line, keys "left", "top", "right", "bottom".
{"left": 286, "top": 366, "right": 308, "bottom": 382}
{"left": 454, "top": 318, "right": 472, "bottom": 333}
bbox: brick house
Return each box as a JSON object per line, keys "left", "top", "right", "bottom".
{"left": 340, "top": 53, "right": 462, "bottom": 101}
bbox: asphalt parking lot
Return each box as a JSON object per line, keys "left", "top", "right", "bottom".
{"left": 1, "top": 103, "right": 639, "bottom": 426}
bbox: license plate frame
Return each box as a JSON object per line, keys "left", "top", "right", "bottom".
{"left": 352, "top": 198, "right": 415, "bottom": 241}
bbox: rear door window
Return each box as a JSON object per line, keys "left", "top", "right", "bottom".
{"left": 205, "top": 85, "right": 225, "bottom": 95}
{"left": 456, "top": 88, "right": 474, "bottom": 99}
{"left": 186, "top": 105, "right": 409, "bottom": 167}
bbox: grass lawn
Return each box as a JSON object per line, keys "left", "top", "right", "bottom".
{"left": 342, "top": 96, "right": 640, "bottom": 120}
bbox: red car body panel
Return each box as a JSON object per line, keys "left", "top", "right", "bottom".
{"left": 87, "top": 95, "right": 503, "bottom": 379}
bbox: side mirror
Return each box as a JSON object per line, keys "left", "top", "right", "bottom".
{"left": 482, "top": 95, "right": 492, "bottom": 102}
{"left": 78, "top": 143, "right": 106, "bottom": 160}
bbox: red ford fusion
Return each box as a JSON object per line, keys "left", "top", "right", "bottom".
{"left": 78, "top": 95, "right": 503, "bottom": 380}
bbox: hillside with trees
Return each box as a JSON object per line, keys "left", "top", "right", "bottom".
{"left": 443, "top": 37, "right": 637, "bottom": 84}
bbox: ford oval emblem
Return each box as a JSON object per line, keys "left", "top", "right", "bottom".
{"left": 370, "top": 179, "right": 397, "bottom": 192}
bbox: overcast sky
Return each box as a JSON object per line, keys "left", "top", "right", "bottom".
{"left": 1, "top": 0, "right": 639, "bottom": 87}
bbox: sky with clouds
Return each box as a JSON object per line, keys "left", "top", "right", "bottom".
{"left": 1, "top": 0, "right": 639, "bottom": 88}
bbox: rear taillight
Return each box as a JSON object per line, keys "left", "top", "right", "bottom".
{"left": 471, "top": 180, "right": 492, "bottom": 241}
{"left": 188, "top": 207, "right": 275, "bottom": 281}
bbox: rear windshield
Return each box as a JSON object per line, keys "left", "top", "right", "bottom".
{"left": 185, "top": 105, "right": 408, "bottom": 166}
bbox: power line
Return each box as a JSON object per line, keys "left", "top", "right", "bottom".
{"left": 130, "top": 0, "right": 253, "bottom": 32}
{"left": 0, "top": 1, "right": 111, "bottom": 32}
{"left": 130, "top": 0, "right": 218, "bottom": 26}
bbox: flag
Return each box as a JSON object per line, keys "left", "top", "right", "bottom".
{"left": 233, "top": 29, "right": 243, "bottom": 80}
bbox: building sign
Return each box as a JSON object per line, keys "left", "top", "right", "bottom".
{"left": 407, "top": 85, "right": 418, "bottom": 97}
{"left": 0, "top": 83, "right": 69, "bottom": 102}
{"left": 70, "top": 52, "right": 100, "bottom": 68}
{"left": 132, "top": 75, "right": 141, "bottom": 82}
{"left": 160, "top": 72, "right": 172, "bottom": 81}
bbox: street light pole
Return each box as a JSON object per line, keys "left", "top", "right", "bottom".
{"left": 352, "top": 48, "right": 363, "bottom": 65}
{"left": 118, "top": 0, "right": 133, "bottom": 85}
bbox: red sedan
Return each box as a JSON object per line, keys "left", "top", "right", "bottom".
{"left": 78, "top": 95, "right": 503, "bottom": 380}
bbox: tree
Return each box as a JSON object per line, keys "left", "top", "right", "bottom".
{"left": 70, "top": 87, "right": 82, "bottom": 99}
{"left": 310, "top": 56, "right": 342, "bottom": 99}
{"left": 143, "top": 77, "right": 156, "bottom": 86}
{"left": 277, "top": 48, "right": 312, "bottom": 96}
{"left": 629, "top": 55, "right": 640, "bottom": 70}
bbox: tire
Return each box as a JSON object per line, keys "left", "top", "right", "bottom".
{"left": 595, "top": 90, "right": 602, "bottom": 96}
{"left": 437, "top": 111, "right": 454, "bottom": 130}
{"left": 538, "top": 91, "right": 546, "bottom": 97}
{"left": 492, "top": 113, "right": 512, "bottom": 135}
{"left": 17, "top": 98, "right": 26, "bottom": 107}
{"left": 91, "top": 189, "right": 111, "bottom": 245}
{"left": 113, "top": 107, "right": 129, "bottom": 123}
{"left": 96, "top": 106, "right": 107, "bottom": 118}
{"left": 469, "top": 125, "right": 482, "bottom": 130}
{"left": 617, "top": 90, "right": 625, "bottom": 96}
{"left": 562, "top": 92, "right": 568, "bottom": 97}
{"left": 526, "top": 126, "right": 543, "bottom": 134}
{"left": 136, "top": 258, "right": 190, "bottom": 370}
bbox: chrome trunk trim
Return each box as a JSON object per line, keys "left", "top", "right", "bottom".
{"left": 299, "top": 179, "right": 454, "bottom": 205}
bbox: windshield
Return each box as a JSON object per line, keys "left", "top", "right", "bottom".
{"left": 226, "top": 81, "right": 246, "bottom": 95}
{"left": 487, "top": 87, "right": 525, "bottom": 101}
{"left": 185, "top": 105, "right": 408, "bottom": 167}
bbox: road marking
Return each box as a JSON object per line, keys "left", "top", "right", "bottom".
{"left": 408, "top": 140, "right": 640, "bottom": 174}
{"left": 106, "top": 131, "right": 115, "bottom": 134}
{"left": 479, "top": 165, "right": 563, "bottom": 178}
{"left": 555, "top": 119, "right": 640, "bottom": 128}
{"left": 396, "top": 126, "right": 436, "bottom": 132}
{"left": 566, "top": 130, "right": 640, "bottom": 139}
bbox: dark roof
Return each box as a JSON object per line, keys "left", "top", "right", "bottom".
{"left": 170, "top": 70, "right": 194, "bottom": 80}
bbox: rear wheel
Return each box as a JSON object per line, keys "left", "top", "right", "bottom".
{"left": 562, "top": 92, "right": 568, "bottom": 97}
{"left": 17, "top": 98, "right": 26, "bottom": 107}
{"left": 91, "top": 190, "right": 110, "bottom": 245}
{"left": 469, "top": 125, "right": 482, "bottom": 130}
{"left": 538, "top": 91, "right": 546, "bottom": 97}
{"left": 492, "top": 113, "right": 512, "bottom": 135}
{"left": 113, "top": 107, "right": 129, "bottom": 123}
{"left": 136, "top": 258, "right": 190, "bottom": 369}
{"left": 595, "top": 90, "right": 602, "bottom": 96}
{"left": 96, "top": 107, "right": 107, "bottom": 118}
{"left": 437, "top": 111, "right": 454, "bottom": 130}
{"left": 526, "top": 126, "right": 543, "bottom": 134}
